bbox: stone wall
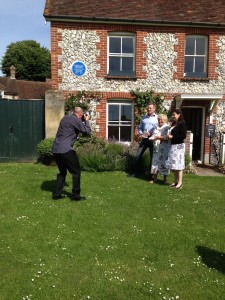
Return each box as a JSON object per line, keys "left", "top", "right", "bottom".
{"left": 57, "top": 29, "right": 225, "bottom": 97}
{"left": 45, "top": 90, "right": 64, "bottom": 138}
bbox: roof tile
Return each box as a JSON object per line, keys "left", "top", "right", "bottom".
{"left": 0, "top": 77, "right": 51, "bottom": 99}
{"left": 44, "top": 0, "right": 225, "bottom": 25}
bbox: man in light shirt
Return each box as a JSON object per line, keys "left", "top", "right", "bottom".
{"left": 132, "top": 103, "right": 158, "bottom": 179}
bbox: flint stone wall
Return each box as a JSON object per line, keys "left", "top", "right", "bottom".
{"left": 59, "top": 29, "right": 225, "bottom": 132}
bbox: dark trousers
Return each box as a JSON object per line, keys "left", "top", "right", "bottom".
{"left": 134, "top": 138, "right": 154, "bottom": 178}
{"left": 53, "top": 150, "right": 81, "bottom": 198}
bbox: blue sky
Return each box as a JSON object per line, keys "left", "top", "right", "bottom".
{"left": 0, "top": 0, "right": 50, "bottom": 75}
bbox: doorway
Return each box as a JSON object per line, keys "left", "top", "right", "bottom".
{"left": 181, "top": 107, "right": 204, "bottom": 161}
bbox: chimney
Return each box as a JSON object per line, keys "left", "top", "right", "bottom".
{"left": 10, "top": 65, "right": 16, "bottom": 79}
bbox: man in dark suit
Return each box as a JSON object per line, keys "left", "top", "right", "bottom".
{"left": 52, "top": 107, "right": 91, "bottom": 201}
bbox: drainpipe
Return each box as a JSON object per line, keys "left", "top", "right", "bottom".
{"left": 222, "top": 134, "right": 225, "bottom": 164}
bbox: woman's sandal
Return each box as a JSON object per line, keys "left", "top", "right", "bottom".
{"left": 175, "top": 184, "right": 183, "bottom": 189}
{"left": 169, "top": 182, "right": 178, "bottom": 187}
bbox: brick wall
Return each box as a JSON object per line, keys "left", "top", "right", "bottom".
{"left": 185, "top": 131, "right": 192, "bottom": 156}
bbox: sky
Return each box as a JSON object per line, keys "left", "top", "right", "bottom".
{"left": 0, "top": 0, "right": 50, "bottom": 75}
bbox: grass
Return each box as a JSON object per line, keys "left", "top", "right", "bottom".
{"left": 0, "top": 163, "right": 225, "bottom": 300}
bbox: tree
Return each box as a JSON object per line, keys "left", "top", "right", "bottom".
{"left": 1, "top": 40, "right": 51, "bottom": 81}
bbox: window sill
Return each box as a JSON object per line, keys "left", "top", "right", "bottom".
{"left": 181, "top": 77, "right": 210, "bottom": 82}
{"left": 105, "top": 75, "right": 137, "bottom": 80}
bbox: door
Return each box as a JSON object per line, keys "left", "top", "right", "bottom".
{"left": 0, "top": 99, "right": 45, "bottom": 161}
{"left": 182, "top": 107, "right": 203, "bottom": 161}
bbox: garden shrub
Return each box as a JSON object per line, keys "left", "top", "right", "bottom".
{"left": 37, "top": 136, "right": 196, "bottom": 174}
{"left": 76, "top": 141, "right": 126, "bottom": 171}
{"left": 184, "top": 153, "right": 196, "bottom": 174}
{"left": 105, "top": 141, "right": 124, "bottom": 156}
{"left": 37, "top": 138, "right": 54, "bottom": 165}
{"left": 122, "top": 141, "right": 150, "bottom": 174}
{"left": 75, "top": 134, "right": 106, "bottom": 149}
{"left": 76, "top": 143, "right": 109, "bottom": 171}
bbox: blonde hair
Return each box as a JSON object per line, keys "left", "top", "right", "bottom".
{"left": 158, "top": 114, "right": 168, "bottom": 122}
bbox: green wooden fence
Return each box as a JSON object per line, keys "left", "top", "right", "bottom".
{"left": 0, "top": 99, "right": 45, "bottom": 161}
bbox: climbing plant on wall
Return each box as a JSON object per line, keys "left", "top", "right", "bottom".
{"left": 64, "top": 91, "right": 102, "bottom": 114}
{"left": 131, "top": 89, "right": 168, "bottom": 127}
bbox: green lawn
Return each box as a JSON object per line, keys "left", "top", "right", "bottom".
{"left": 0, "top": 163, "right": 225, "bottom": 300}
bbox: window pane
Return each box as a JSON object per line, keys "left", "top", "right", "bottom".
{"left": 184, "top": 56, "right": 194, "bottom": 73}
{"left": 122, "top": 38, "right": 134, "bottom": 53}
{"left": 121, "top": 105, "right": 132, "bottom": 121}
{"left": 109, "top": 37, "right": 121, "bottom": 53}
{"left": 109, "top": 57, "right": 120, "bottom": 71}
{"left": 120, "top": 126, "right": 132, "bottom": 142}
{"left": 108, "top": 126, "right": 119, "bottom": 140}
{"left": 185, "top": 37, "right": 195, "bottom": 55}
{"left": 109, "top": 105, "right": 119, "bottom": 121}
{"left": 196, "top": 37, "right": 206, "bottom": 55}
{"left": 195, "top": 57, "right": 205, "bottom": 73}
{"left": 122, "top": 57, "right": 133, "bottom": 71}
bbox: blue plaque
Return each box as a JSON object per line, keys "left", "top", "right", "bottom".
{"left": 71, "top": 61, "right": 87, "bottom": 77}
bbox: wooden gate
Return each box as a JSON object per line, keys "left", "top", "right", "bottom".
{"left": 0, "top": 99, "right": 45, "bottom": 161}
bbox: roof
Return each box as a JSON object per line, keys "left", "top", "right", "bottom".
{"left": 0, "top": 76, "right": 51, "bottom": 99}
{"left": 44, "top": 0, "right": 225, "bottom": 27}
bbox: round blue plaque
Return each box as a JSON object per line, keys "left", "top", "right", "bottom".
{"left": 71, "top": 61, "right": 87, "bottom": 77}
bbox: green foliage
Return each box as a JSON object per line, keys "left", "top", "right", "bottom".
{"left": 184, "top": 153, "right": 196, "bottom": 174}
{"left": 76, "top": 139, "right": 127, "bottom": 171}
{"left": 185, "top": 153, "right": 191, "bottom": 167}
{"left": 65, "top": 92, "right": 90, "bottom": 114}
{"left": 37, "top": 138, "right": 54, "bottom": 165}
{"left": 105, "top": 142, "right": 124, "bottom": 156}
{"left": 65, "top": 91, "right": 102, "bottom": 114}
{"left": 37, "top": 136, "right": 195, "bottom": 175}
{"left": 75, "top": 134, "right": 107, "bottom": 149}
{"left": 76, "top": 144, "right": 113, "bottom": 172}
{"left": 37, "top": 135, "right": 128, "bottom": 171}
{"left": 1, "top": 40, "right": 51, "bottom": 81}
{"left": 131, "top": 89, "right": 168, "bottom": 126}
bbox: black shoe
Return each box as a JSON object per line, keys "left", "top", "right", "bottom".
{"left": 52, "top": 194, "right": 66, "bottom": 200}
{"left": 71, "top": 196, "right": 86, "bottom": 201}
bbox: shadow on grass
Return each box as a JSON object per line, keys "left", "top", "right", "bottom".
{"left": 196, "top": 246, "right": 225, "bottom": 274}
{"left": 126, "top": 172, "right": 150, "bottom": 181}
{"left": 41, "top": 180, "right": 71, "bottom": 198}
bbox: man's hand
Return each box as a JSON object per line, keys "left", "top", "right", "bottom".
{"left": 84, "top": 114, "right": 91, "bottom": 121}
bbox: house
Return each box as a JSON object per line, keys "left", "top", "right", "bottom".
{"left": 44, "top": 0, "right": 225, "bottom": 164}
{"left": 0, "top": 65, "right": 51, "bottom": 100}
